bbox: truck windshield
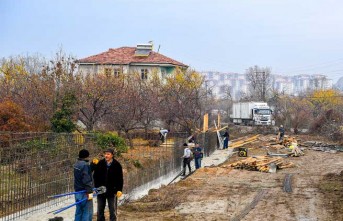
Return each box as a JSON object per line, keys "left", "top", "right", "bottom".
{"left": 256, "top": 109, "right": 271, "bottom": 115}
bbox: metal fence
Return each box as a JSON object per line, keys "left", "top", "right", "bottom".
{"left": 0, "top": 132, "right": 98, "bottom": 220}
{"left": 0, "top": 131, "right": 217, "bottom": 220}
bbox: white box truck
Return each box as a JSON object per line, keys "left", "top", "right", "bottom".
{"left": 231, "top": 102, "right": 272, "bottom": 126}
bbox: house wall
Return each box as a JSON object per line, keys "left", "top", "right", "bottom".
{"left": 129, "top": 65, "right": 176, "bottom": 79}
{"left": 78, "top": 64, "right": 177, "bottom": 80}
{"left": 78, "top": 64, "right": 98, "bottom": 75}
{"left": 98, "top": 65, "right": 130, "bottom": 75}
{"left": 78, "top": 64, "right": 130, "bottom": 75}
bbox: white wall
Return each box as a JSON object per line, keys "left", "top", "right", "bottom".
{"left": 78, "top": 64, "right": 178, "bottom": 81}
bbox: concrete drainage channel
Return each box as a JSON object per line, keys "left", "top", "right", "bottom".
{"left": 230, "top": 189, "right": 269, "bottom": 221}
{"left": 229, "top": 174, "right": 293, "bottom": 221}
{"left": 283, "top": 174, "right": 293, "bottom": 193}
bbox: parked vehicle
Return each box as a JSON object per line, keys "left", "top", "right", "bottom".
{"left": 231, "top": 102, "right": 272, "bottom": 126}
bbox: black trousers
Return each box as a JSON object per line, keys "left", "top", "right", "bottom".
{"left": 97, "top": 194, "right": 117, "bottom": 221}
{"left": 182, "top": 158, "right": 191, "bottom": 175}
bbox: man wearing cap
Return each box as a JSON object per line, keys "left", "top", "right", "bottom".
{"left": 73, "top": 149, "right": 94, "bottom": 221}
{"left": 92, "top": 148, "right": 123, "bottom": 221}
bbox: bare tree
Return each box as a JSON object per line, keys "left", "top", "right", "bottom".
{"left": 103, "top": 73, "right": 144, "bottom": 147}
{"left": 135, "top": 71, "right": 161, "bottom": 137}
{"left": 159, "top": 69, "right": 205, "bottom": 133}
{"left": 246, "top": 66, "right": 272, "bottom": 101}
{"left": 78, "top": 73, "right": 122, "bottom": 131}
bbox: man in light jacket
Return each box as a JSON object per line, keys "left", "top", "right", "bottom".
{"left": 181, "top": 143, "right": 192, "bottom": 176}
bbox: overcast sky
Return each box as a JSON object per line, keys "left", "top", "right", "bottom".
{"left": 1, "top": 0, "right": 343, "bottom": 82}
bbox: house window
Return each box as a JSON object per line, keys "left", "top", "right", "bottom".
{"left": 161, "top": 69, "right": 167, "bottom": 78}
{"left": 141, "top": 69, "right": 148, "bottom": 80}
{"left": 114, "top": 68, "right": 121, "bottom": 78}
{"left": 104, "top": 68, "right": 112, "bottom": 77}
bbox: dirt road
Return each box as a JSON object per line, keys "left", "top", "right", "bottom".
{"left": 112, "top": 135, "right": 343, "bottom": 221}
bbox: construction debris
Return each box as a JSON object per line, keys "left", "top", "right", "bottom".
{"left": 258, "top": 135, "right": 276, "bottom": 142}
{"left": 266, "top": 136, "right": 305, "bottom": 157}
{"left": 291, "top": 146, "right": 304, "bottom": 157}
{"left": 267, "top": 152, "right": 289, "bottom": 157}
{"left": 269, "top": 144, "right": 285, "bottom": 149}
{"left": 226, "top": 156, "right": 295, "bottom": 173}
{"left": 289, "top": 141, "right": 305, "bottom": 157}
{"left": 281, "top": 136, "right": 298, "bottom": 147}
{"left": 302, "top": 141, "right": 343, "bottom": 153}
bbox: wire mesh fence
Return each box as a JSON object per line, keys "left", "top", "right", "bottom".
{"left": 0, "top": 132, "right": 97, "bottom": 220}
{"left": 0, "top": 131, "right": 217, "bottom": 220}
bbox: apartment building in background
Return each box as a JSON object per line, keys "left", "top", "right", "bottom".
{"left": 202, "top": 72, "right": 333, "bottom": 100}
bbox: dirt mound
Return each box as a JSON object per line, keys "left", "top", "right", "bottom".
{"left": 196, "top": 167, "right": 232, "bottom": 176}
{"left": 319, "top": 170, "right": 343, "bottom": 221}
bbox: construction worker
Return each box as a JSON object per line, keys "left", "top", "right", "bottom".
{"left": 188, "top": 132, "right": 197, "bottom": 143}
{"left": 73, "top": 149, "right": 94, "bottom": 221}
{"left": 159, "top": 128, "right": 169, "bottom": 143}
{"left": 92, "top": 148, "right": 123, "bottom": 221}
{"left": 181, "top": 143, "right": 192, "bottom": 176}
{"left": 193, "top": 143, "right": 203, "bottom": 169}
{"left": 279, "top": 125, "right": 285, "bottom": 141}
{"left": 223, "top": 128, "right": 230, "bottom": 149}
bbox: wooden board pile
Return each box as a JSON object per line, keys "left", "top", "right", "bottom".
{"left": 230, "top": 135, "right": 260, "bottom": 149}
{"left": 227, "top": 156, "right": 295, "bottom": 173}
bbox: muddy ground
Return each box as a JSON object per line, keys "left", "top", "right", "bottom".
{"left": 100, "top": 134, "right": 343, "bottom": 221}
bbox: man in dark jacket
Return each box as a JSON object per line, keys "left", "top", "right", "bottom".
{"left": 278, "top": 125, "right": 285, "bottom": 141}
{"left": 193, "top": 143, "right": 203, "bottom": 169}
{"left": 92, "top": 148, "right": 123, "bottom": 221}
{"left": 223, "top": 128, "right": 230, "bottom": 149}
{"left": 74, "top": 149, "right": 94, "bottom": 221}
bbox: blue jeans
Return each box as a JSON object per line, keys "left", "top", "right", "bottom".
{"left": 195, "top": 158, "right": 202, "bottom": 169}
{"left": 75, "top": 193, "right": 93, "bottom": 221}
{"left": 223, "top": 138, "right": 229, "bottom": 149}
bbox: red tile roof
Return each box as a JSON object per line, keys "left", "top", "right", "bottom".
{"left": 77, "top": 47, "right": 188, "bottom": 67}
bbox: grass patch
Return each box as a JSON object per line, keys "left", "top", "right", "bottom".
{"left": 132, "top": 160, "right": 142, "bottom": 168}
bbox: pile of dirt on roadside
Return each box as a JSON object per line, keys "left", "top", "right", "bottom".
{"left": 120, "top": 178, "right": 201, "bottom": 213}
{"left": 319, "top": 170, "right": 343, "bottom": 221}
{"left": 196, "top": 167, "right": 232, "bottom": 176}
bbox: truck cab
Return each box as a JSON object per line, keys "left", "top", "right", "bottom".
{"left": 252, "top": 108, "right": 272, "bottom": 125}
